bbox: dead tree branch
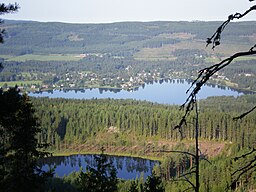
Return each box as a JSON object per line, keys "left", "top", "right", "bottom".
{"left": 233, "top": 105, "right": 256, "bottom": 120}
{"left": 177, "top": 2, "right": 256, "bottom": 129}
{"left": 207, "top": 5, "right": 256, "bottom": 49}
{"left": 233, "top": 148, "right": 256, "bottom": 161}
{"left": 175, "top": 1, "right": 256, "bottom": 191}
{"left": 155, "top": 149, "right": 196, "bottom": 158}
{"left": 231, "top": 148, "right": 256, "bottom": 186}
{"left": 178, "top": 46, "right": 256, "bottom": 129}
{"left": 232, "top": 156, "right": 256, "bottom": 177}
{"left": 231, "top": 156, "right": 256, "bottom": 187}
{"left": 183, "top": 187, "right": 194, "bottom": 192}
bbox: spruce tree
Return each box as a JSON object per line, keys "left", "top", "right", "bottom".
{"left": 143, "top": 172, "right": 165, "bottom": 192}
{"left": 77, "top": 148, "right": 118, "bottom": 192}
{"left": 0, "top": 87, "right": 52, "bottom": 192}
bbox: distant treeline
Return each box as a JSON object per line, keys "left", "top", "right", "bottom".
{"left": 1, "top": 20, "right": 256, "bottom": 55}
{"left": 1, "top": 20, "right": 256, "bottom": 92}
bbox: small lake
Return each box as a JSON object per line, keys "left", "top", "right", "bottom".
{"left": 39, "top": 154, "right": 159, "bottom": 180}
{"left": 30, "top": 79, "right": 244, "bottom": 105}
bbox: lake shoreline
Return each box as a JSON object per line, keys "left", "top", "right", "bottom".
{"left": 50, "top": 150, "right": 163, "bottom": 162}
{"left": 28, "top": 79, "right": 244, "bottom": 105}
{"left": 48, "top": 139, "right": 229, "bottom": 162}
{"left": 23, "top": 78, "right": 256, "bottom": 98}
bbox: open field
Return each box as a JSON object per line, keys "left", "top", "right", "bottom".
{"left": 1, "top": 54, "right": 84, "bottom": 62}
{"left": 134, "top": 40, "right": 253, "bottom": 61}
{"left": 205, "top": 55, "right": 256, "bottom": 63}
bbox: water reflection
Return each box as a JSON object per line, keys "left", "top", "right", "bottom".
{"left": 29, "top": 79, "right": 246, "bottom": 105}
{"left": 38, "top": 154, "right": 158, "bottom": 180}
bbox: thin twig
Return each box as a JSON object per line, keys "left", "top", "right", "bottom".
{"left": 233, "top": 105, "right": 256, "bottom": 120}
{"left": 232, "top": 156, "right": 256, "bottom": 176}
{"left": 155, "top": 149, "right": 196, "bottom": 158}
{"left": 183, "top": 187, "right": 194, "bottom": 192}
{"left": 233, "top": 148, "right": 256, "bottom": 161}
{"left": 200, "top": 157, "right": 212, "bottom": 165}
{"left": 232, "top": 160, "right": 256, "bottom": 185}
{"left": 178, "top": 48, "right": 256, "bottom": 129}
{"left": 180, "top": 170, "right": 197, "bottom": 177}
{"left": 182, "top": 174, "right": 196, "bottom": 190}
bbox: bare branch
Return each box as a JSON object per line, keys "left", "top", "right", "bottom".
{"left": 175, "top": 1, "right": 256, "bottom": 190}
{"left": 183, "top": 187, "right": 194, "bottom": 192}
{"left": 173, "top": 178, "right": 195, "bottom": 190}
{"left": 207, "top": 5, "right": 256, "bottom": 49}
{"left": 180, "top": 170, "right": 197, "bottom": 178}
{"left": 155, "top": 149, "right": 196, "bottom": 158}
{"left": 233, "top": 148, "right": 256, "bottom": 161}
{"left": 200, "top": 157, "right": 212, "bottom": 165}
{"left": 182, "top": 174, "right": 196, "bottom": 190}
{"left": 232, "top": 156, "right": 256, "bottom": 176}
{"left": 178, "top": 47, "right": 256, "bottom": 128}
{"left": 233, "top": 105, "right": 256, "bottom": 120}
{"left": 232, "top": 158, "right": 256, "bottom": 186}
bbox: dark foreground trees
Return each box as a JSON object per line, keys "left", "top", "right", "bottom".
{"left": 126, "top": 172, "right": 164, "bottom": 192}
{"left": 0, "top": 2, "right": 19, "bottom": 43}
{"left": 0, "top": 3, "right": 53, "bottom": 191}
{"left": 0, "top": 87, "right": 52, "bottom": 192}
{"left": 0, "top": 2, "right": 18, "bottom": 71}
{"left": 77, "top": 148, "right": 118, "bottom": 192}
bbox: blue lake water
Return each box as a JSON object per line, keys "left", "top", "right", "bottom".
{"left": 30, "top": 79, "right": 243, "bottom": 105}
{"left": 39, "top": 154, "right": 158, "bottom": 180}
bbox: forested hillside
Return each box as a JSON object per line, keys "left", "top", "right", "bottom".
{"left": 31, "top": 95, "right": 256, "bottom": 191}
{"left": 1, "top": 20, "right": 256, "bottom": 91}
{"left": 32, "top": 95, "right": 256, "bottom": 154}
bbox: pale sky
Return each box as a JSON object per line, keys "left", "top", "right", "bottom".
{"left": 1, "top": 0, "right": 255, "bottom": 23}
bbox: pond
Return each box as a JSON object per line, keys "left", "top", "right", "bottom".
{"left": 30, "top": 79, "right": 244, "bottom": 104}
{"left": 39, "top": 154, "right": 159, "bottom": 180}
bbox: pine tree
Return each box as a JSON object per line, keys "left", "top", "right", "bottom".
{"left": 128, "top": 180, "right": 139, "bottom": 192}
{"left": 0, "top": 87, "right": 53, "bottom": 192}
{"left": 77, "top": 148, "right": 118, "bottom": 192}
{"left": 143, "top": 172, "right": 165, "bottom": 192}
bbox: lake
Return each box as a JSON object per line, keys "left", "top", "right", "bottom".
{"left": 30, "top": 79, "right": 244, "bottom": 104}
{"left": 39, "top": 154, "right": 159, "bottom": 180}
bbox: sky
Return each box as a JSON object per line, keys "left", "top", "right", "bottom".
{"left": 1, "top": 0, "right": 255, "bottom": 24}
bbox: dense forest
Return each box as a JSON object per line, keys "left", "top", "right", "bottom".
{"left": 0, "top": 21, "right": 256, "bottom": 91}
{"left": 32, "top": 95, "right": 256, "bottom": 151}
{"left": 30, "top": 95, "right": 256, "bottom": 191}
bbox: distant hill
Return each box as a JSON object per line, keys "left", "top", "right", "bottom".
{"left": 0, "top": 20, "right": 255, "bottom": 57}
{"left": 0, "top": 20, "right": 256, "bottom": 91}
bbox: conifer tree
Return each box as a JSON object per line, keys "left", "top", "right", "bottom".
{"left": 77, "top": 148, "right": 118, "bottom": 192}
{"left": 0, "top": 87, "right": 52, "bottom": 192}
{"left": 143, "top": 172, "right": 165, "bottom": 192}
{"left": 0, "top": 2, "right": 18, "bottom": 71}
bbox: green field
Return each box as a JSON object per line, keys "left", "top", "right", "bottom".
{"left": 133, "top": 40, "right": 252, "bottom": 61}
{"left": 1, "top": 54, "right": 83, "bottom": 62}
{"left": 0, "top": 80, "right": 42, "bottom": 87}
{"left": 234, "top": 56, "right": 256, "bottom": 61}
{"left": 205, "top": 55, "right": 256, "bottom": 63}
